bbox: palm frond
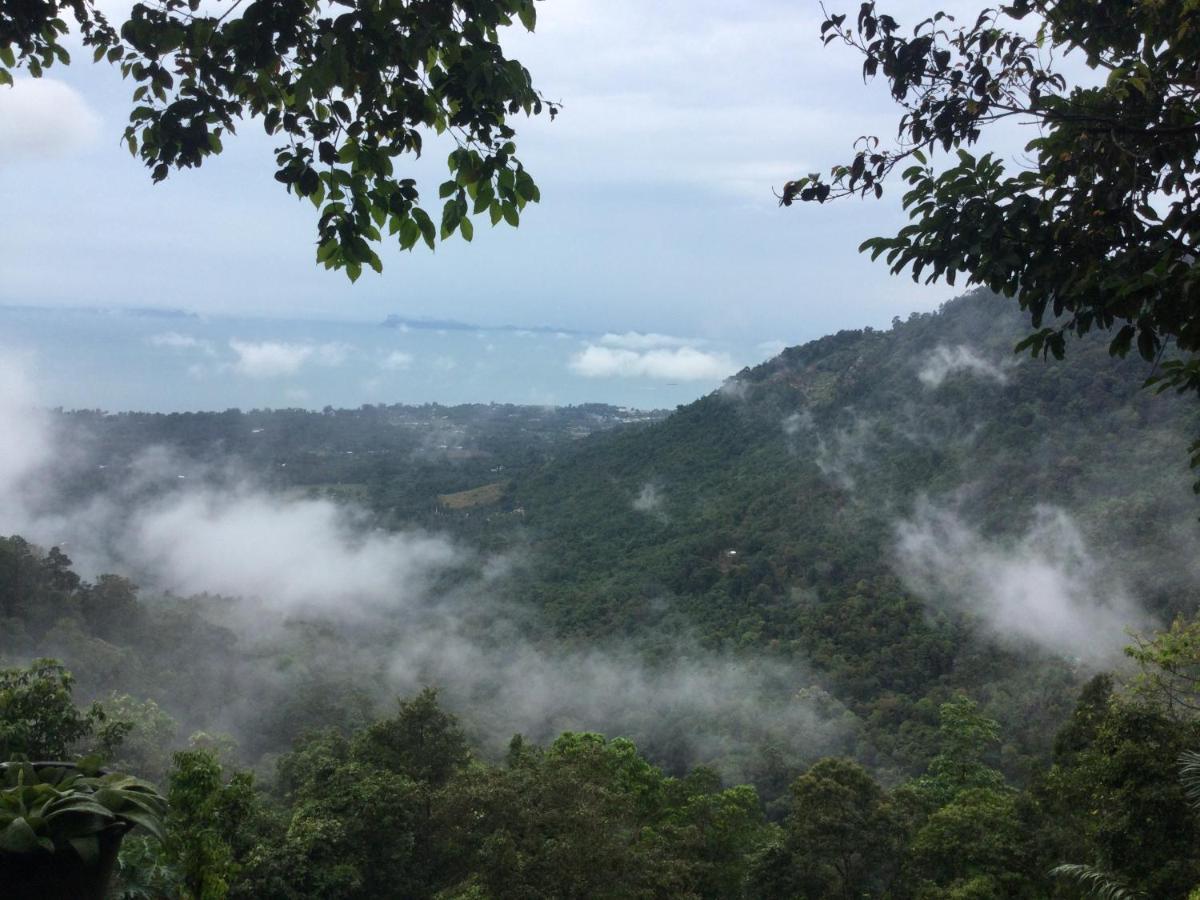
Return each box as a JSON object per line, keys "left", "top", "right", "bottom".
{"left": 1050, "top": 863, "right": 1144, "bottom": 900}
{"left": 1179, "top": 749, "right": 1200, "bottom": 809}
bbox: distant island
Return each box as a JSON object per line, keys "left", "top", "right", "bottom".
{"left": 381, "top": 313, "right": 580, "bottom": 336}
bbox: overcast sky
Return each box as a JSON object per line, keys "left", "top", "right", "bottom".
{"left": 0, "top": 1, "right": 1001, "bottom": 345}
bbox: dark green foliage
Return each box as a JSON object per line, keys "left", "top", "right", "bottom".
{"left": 0, "top": 0, "right": 114, "bottom": 82}
{"left": 11, "top": 651, "right": 1200, "bottom": 899}
{"left": 909, "top": 787, "right": 1035, "bottom": 897}
{"left": 0, "top": 761, "right": 166, "bottom": 860}
{"left": 232, "top": 710, "right": 769, "bottom": 899}
{"left": 166, "top": 749, "right": 264, "bottom": 900}
{"left": 1050, "top": 864, "right": 1145, "bottom": 900}
{"left": 793, "top": 1, "right": 1200, "bottom": 472}
{"left": 909, "top": 695, "right": 1007, "bottom": 808}
{"left": 1, "top": 293, "right": 1199, "bottom": 892}
{"left": 750, "top": 757, "right": 906, "bottom": 899}
{"left": 0, "top": 659, "right": 128, "bottom": 761}
{"left": 7, "top": 293, "right": 1199, "bottom": 815}
{"left": 433, "top": 731, "right": 767, "bottom": 900}
{"left": 350, "top": 688, "right": 469, "bottom": 787}
{"left": 0, "top": 0, "right": 554, "bottom": 278}
{"left": 1037, "top": 689, "right": 1200, "bottom": 898}
{"left": 249, "top": 739, "right": 425, "bottom": 899}
{"left": 492, "top": 292, "right": 1200, "bottom": 786}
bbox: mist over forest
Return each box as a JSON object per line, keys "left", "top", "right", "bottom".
{"left": 2, "top": 294, "right": 1190, "bottom": 763}
{"left": 7, "top": 288, "right": 1200, "bottom": 896}
{"left": 6, "top": 0, "right": 1200, "bottom": 895}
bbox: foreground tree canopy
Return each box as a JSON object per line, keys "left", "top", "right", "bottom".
{"left": 787, "top": 0, "right": 1200, "bottom": 464}
{"left": 0, "top": 0, "right": 554, "bottom": 279}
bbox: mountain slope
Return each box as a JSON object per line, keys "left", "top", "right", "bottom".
{"left": 502, "top": 290, "right": 1200, "bottom": 775}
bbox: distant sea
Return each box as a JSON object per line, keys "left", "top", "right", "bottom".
{"left": 0, "top": 305, "right": 769, "bottom": 412}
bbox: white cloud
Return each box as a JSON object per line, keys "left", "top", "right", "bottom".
{"left": 717, "top": 378, "right": 750, "bottom": 401}
{"left": 782, "top": 410, "right": 872, "bottom": 491}
{"left": 632, "top": 483, "right": 665, "bottom": 515}
{"left": 380, "top": 350, "right": 414, "bottom": 371}
{"left": 132, "top": 490, "right": 458, "bottom": 615}
{"left": 228, "top": 340, "right": 312, "bottom": 377}
{"left": 599, "top": 331, "right": 698, "bottom": 350}
{"left": 0, "top": 350, "right": 861, "bottom": 775}
{"left": 894, "top": 503, "right": 1153, "bottom": 663}
{"left": 149, "top": 332, "right": 214, "bottom": 355}
{"left": 918, "top": 344, "right": 1011, "bottom": 388}
{"left": 570, "top": 345, "right": 734, "bottom": 380}
{"left": 227, "top": 340, "right": 352, "bottom": 378}
{"left": 0, "top": 77, "right": 102, "bottom": 161}
{"left": 315, "top": 342, "right": 353, "bottom": 366}
{"left": 0, "top": 353, "right": 51, "bottom": 528}
{"left": 781, "top": 411, "right": 809, "bottom": 437}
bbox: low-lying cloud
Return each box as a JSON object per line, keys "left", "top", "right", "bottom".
{"left": 380, "top": 350, "right": 414, "bottom": 371}
{"left": 0, "top": 351, "right": 845, "bottom": 777}
{"left": 149, "top": 332, "right": 215, "bottom": 355}
{"left": 632, "top": 482, "right": 667, "bottom": 520}
{"left": 228, "top": 339, "right": 352, "bottom": 377}
{"left": 132, "top": 491, "right": 458, "bottom": 616}
{"left": 388, "top": 632, "right": 852, "bottom": 778}
{"left": 599, "top": 331, "right": 698, "bottom": 350}
{"left": 918, "top": 344, "right": 1011, "bottom": 388}
{"left": 783, "top": 410, "right": 872, "bottom": 491}
{"left": 894, "top": 502, "right": 1153, "bottom": 663}
{"left": 0, "top": 354, "right": 51, "bottom": 515}
{"left": 570, "top": 345, "right": 734, "bottom": 381}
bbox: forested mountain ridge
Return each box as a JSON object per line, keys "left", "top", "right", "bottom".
{"left": 11, "top": 289, "right": 1196, "bottom": 787}
{"left": 5, "top": 291, "right": 1200, "bottom": 897}
{"left": 48, "top": 402, "right": 665, "bottom": 527}
{"left": 500, "top": 289, "right": 1200, "bottom": 776}
{"left": 512, "top": 289, "right": 1196, "bottom": 621}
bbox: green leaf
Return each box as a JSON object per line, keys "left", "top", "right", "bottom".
{"left": 317, "top": 238, "right": 339, "bottom": 262}
{"left": 515, "top": 169, "right": 539, "bottom": 203}
{"left": 398, "top": 217, "right": 420, "bottom": 250}
{"left": 459, "top": 217, "right": 473, "bottom": 242}
{"left": 1109, "top": 324, "right": 1135, "bottom": 357}
{"left": 115, "top": 809, "right": 166, "bottom": 843}
{"left": 440, "top": 198, "right": 462, "bottom": 238}
{"left": 517, "top": 1, "right": 536, "bottom": 30}
{"left": 43, "top": 799, "right": 115, "bottom": 821}
{"left": 0, "top": 817, "right": 41, "bottom": 853}
{"left": 411, "top": 208, "right": 436, "bottom": 249}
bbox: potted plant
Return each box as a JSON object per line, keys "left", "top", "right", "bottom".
{"left": 0, "top": 759, "right": 167, "bottom": 900}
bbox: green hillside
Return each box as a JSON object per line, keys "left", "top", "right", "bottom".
{"left": 6, "top": 292, "right": 1200, "bottom": 898}
{"left": 502, "top": 290, "right": 1200, "bottom": 775}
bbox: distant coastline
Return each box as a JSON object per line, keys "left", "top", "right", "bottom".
{"left": 381, "top": 314, "right": 581, "bottom": 336}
